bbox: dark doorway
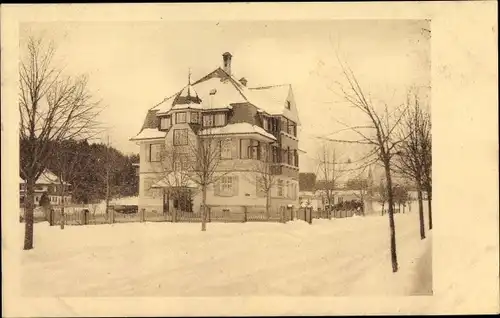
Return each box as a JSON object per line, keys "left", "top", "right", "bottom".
{"left": 173, "top": 188, "right": 193, "bottom": 212}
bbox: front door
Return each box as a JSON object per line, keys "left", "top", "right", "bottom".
{"left": 174, "top": 188, "right": 193, "bottom": 212}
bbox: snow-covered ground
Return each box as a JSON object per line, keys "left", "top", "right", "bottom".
{"left": 21, "top": 209, "right": 432, "bottom": 297}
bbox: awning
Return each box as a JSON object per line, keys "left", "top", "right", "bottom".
{"left": 151, "top": 172, "right": 198, "bottom": 189}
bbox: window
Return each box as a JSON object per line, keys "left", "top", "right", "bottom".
{"left": 176, "top": 112, "right": 187, "bottom": 124}
{"left": 263, "top": 116, "right": 269, "bottom": 131}
{"left": 190, "top": 112, "right": 200, "bottom": 124}
{"left": 272, "top": 146, "right": 279, "bottom": 163}
{"left": 256, "top": 177, "right": 266, "bottom": 197}
{"left": 173, "top": 155, "right": 189, "bottom": 171}
{"left": 203, "top": 114, "right": 214, "bottom": 127}
{"left": 240, "top": 139, "right": 250, "bottom": 159}
{"left": 173, "top": 129, "right": 188, "bottom": 146}
{"left": 260, "top": 143, "right": 269, "bottom": 162}
{"left": 287, "top": 147, "right": 292, "bottom": 165}
{"left": 280, "top": 118, "right": 287, "bottom": 132}
{"left": 174, "top": 158, "right": 182, "bottom": 171}
{"left": 286, "top": 100, "right": 291, "bottom": 109}
{"left": 220, "top": 138, "right": 232, "bottom": 159}
{"left": 149, "top": 144, "right": 162, "bottom": 162}
{"left": 215, "top": 113, "right": 226, "bottom": 126}
{"left": 220, "top": 176, "right": 233, "bottom": 195}
{"left": 287, "top": 121, "right": 295, "bottom": 135}
{"left": 277, "top": 179, "right": 284, "bottom": 197}
{"left": 160, "top": 116, "right": 171, "bottom": 130}
{"left": 294, "top": 150, "right": 299, "bottom": 167}
{"left": 250, "top": 140, "right": 259, "bottom": 159}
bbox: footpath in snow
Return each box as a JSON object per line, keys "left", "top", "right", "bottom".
{"left": 21, "top": 210, "right": 432, "bottom": 297}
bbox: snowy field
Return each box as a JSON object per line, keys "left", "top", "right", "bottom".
{"left": 21, "top": 208, "right": 432, "bottom": 297}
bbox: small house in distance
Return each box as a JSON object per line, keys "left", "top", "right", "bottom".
{"left": 20, "top": 169, "right": 72, "bottom": 205}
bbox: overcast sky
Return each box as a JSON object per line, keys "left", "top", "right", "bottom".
{"left": 21, "top": 20, "right": 430, "bottom": 174}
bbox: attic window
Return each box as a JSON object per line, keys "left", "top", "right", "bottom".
{"left": 210, "top": 89, "right": 217, "bottom": 95}
{"left": 286, "top": 101, "right": 291, "bottom": 109}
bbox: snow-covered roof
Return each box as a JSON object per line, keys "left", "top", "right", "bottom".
{"left": 171, "top": 103, "right": 205, "bottom": 111}
{"left": 130, "top": 128, "right": 166, "bottom": 141}
{"left": 199, "top": 123, "right": 276, "bottom": 140}
{"left": 135, "top": 64, "right": 300, "bottom": 138}
{"left": 248, "top": 84, "right": 300, "bottom": 124}
{"left": 153, "top": 95, "right": 177, "bottom": 113}
{"left": 19, "top": 169, "right": 70, "bottom": 185}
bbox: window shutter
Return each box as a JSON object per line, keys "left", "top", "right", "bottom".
{"left": 231, "top": 138, "right": 238, "bottom": 158}
{"left": 160, "top": 143, "right": 166, "bottom": 161}
{"left": 232, "top": 175, "right": 239, "bottom": 196}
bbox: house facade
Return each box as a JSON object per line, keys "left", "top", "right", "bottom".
{"left": 20, "top": 169, "right": 72, "bottom": 206}
{"left": 131, "top": 52, "right": 301, "bottom": 216}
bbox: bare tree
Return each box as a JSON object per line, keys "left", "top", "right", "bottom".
{"left": 315, "top": 141, "right": 348, "bottom": 219}
{"left": 186, "top": 128, "right": 231, "bottom": 231}
{"left": 244, "top": 144, "right": 277, "bottom": 220}
{"left": 377, "top": 178, "right": 388, "bottom": 216}
{"left": 393, "top": 94, "right": 430, "bottom": 239}
{"left": 156, "top": 140, "right": 197, "bottom": 222}
{"left": 48, "top": 140, "right": 91, "bottom": 229}
{"left": 420, "top": 113, "right": 432, "bottom": 230}
{"left": 320, "top": 56, "right": 410, "bottom": 272}
{"left": 19, "top": 36, "right": 102, "bottom": 250}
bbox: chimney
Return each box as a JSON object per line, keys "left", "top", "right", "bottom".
{"left": 222, "top": 52, "right": 232, "bottom": 75}
{"left": 239, "top": 77, "right": 248, "bottom": 87}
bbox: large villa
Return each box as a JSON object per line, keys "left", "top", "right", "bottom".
{"left": 131, "top": 52, "right": 302, "bottom": 217}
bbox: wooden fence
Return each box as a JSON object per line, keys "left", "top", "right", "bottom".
{"left": 19, "top": 204, "right": 333, "bottom": 227}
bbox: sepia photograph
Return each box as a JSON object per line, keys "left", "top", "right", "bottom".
{"left": 2, "top": 2, "right": 498, "bottom": 316}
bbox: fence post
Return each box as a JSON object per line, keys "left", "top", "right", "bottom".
{"left": 140, "top": 208, "right": 145, "bottom": 222}
{"left": 243, "top": 206, "right": 247, "bottom": 223}
{"left": 49, "top": 209, "right": 54, "bottom": 226}
{"left": 308, "top": 207, "right": 312, "bottom": 224}
{"left": 82, "top": 209, "right": 89, "bottom": 225}
{"left": 280, "top": 206, "right": 285, "bottom": 223}
{"left": 109, "top": 206, "right": 115, "bottom": 224}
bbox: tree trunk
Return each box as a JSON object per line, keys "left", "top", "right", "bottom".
{"left": 201, "top": 185, "right": 207, "bottom": 232}
{"left": 384, "top": 162, "right": 398, "bottom": 273}
{"left": 417, "top": 182, "right": 426, "bottom": 240}
{"left": 265, "top": 192, "right": 271, "bottom": 220}
{"left": 427, "top": 187, "right": 432, "bottom": 230}
{"left": 24, "top": 178, "right": 35, "bottom": 250}
{"left": 60, "top": 182, "right": 65, "bottom": 230}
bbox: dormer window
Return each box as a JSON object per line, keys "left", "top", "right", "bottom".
{"left": 190, "top": 112, "right": 200, "bottom": 124}
{"left": 203, "top": 114, "right": 214, "bottom": 127}
{"left": 176, "top": 112, "right": 187, "bottom": 124}
{"left": 286, "top": 100, "right": 291, "bottom": 109}
{"left": 215, "top": 113, "right": 226, "bottom": 126}
{"left": 160, "top": 116, "right": 171, "bottom": 130}
{"left": 203, "top": 112, "right": 227, "bottom": 127}
{"left": 262, "top": 116, "right": 269, "bottom": 131}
